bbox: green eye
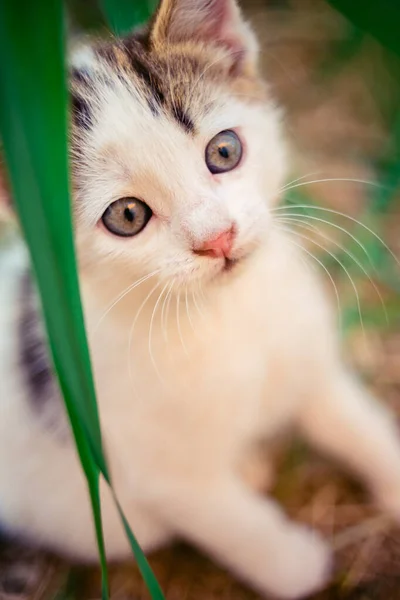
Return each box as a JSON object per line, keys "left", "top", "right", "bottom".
{"left": 102, "top": 198, "right": 152, "bottom": 237}
{"left": 205, "top": 130, "right": 242, "bottom": 174}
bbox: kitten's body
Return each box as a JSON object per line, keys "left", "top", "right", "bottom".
{"left": 1, "top": 1, "right": 400, "bottom": 598}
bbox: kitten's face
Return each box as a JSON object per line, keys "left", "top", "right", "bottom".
{"left": 71, "top": 0, "right": 287, "bottom": 290}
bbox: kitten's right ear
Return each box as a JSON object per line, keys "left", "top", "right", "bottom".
{"left": 150, "top": 0, "right": 258, "bottom": 75}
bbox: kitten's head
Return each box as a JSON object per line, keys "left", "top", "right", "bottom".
{"left": 70, "top": 0, "right": 287, "bottom": 291}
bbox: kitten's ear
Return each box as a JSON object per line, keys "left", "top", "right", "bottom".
{"left": 150, "top": 0, "right": 258, "bottom": 74}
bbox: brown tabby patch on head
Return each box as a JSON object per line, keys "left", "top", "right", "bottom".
{"left": 70, "top": 0, "right": 267, "bottom": 138}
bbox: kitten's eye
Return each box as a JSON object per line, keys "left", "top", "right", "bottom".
{"left": 102, "top": 198, "right": 152, "bottom": 237}
{"left": 205, "top": 130, "right": 242, "bottom": 174}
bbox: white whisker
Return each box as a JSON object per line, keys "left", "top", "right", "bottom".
{"left": 274, "top": 211, "right": 377, "bottom": 273}
{"left": 185, "top": 284, "right": 197, "bottom": 336}
{"left": 272, "top": 204, "right": 400, "bottom": 270}
{"left": 275, "top": 225, "right": 342, "bottom": 327}
{"left": 92, "top": 269, "right": 160, "bottom": 334}
{"left": 128, "top": 280, "right": 161, "bottom": 395}
{"left": 148, "top": 280, "right": 170, "bottom": 389}
{"left": 198, "top": 278, "right": 208, "bottom": 308}
{"left": 279, "top": 171, "right": 322, "bottom": 194}
{"left": 176, "top": 288, "right": 189, "bottom": 355}
{"left": 279, "top": 224, "right": 365, "bottom": 335}
{"left": 161, "top": 280, "right": 175, "bottom": 344}
{"left": 192, "top": 279, "right": 207, "bottom": 322}
{"left": 278, "top": 177, "right": 384, "bottom": 195}
{"left": 277, "top": 217, "right": 388, "bottom": 324}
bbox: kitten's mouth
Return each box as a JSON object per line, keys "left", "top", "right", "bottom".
{"left": 208, "top": 252, "right": 250, "bottom": 282}
{"left": 220, "top": 247, "right": 256, "bottom": 274}
{"left": 223, "top": 257, "right": 238, "bottom": 273}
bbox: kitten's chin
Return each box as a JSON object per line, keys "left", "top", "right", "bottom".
{"left": 222, "top": 257, "right": 239, "bottom": 274}
{"left": 178, "top": 242, "right": 263, "bottom": 289}
{"left": 209, "top": 251, "right": 253, "bottom": 283}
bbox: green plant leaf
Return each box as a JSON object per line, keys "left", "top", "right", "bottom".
{"left": 0, "top": 1, "right": 164, "bottom": 599}
{"left": 0, "top": 2, "right": 110, "bottom": 596}
{"left": 67, "top": 0, "right": 108, "bottom": 33}
{"left": 99, "top": 0, "right": 156, "bottom": 34}
{"left": 327, "top": 0, "right": 400, "bottom": 57}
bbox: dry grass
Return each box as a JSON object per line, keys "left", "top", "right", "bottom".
{"left": 1, "top": 1, "right": 400, "bottom": 598}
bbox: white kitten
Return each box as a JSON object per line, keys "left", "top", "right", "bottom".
{"left": 1, "top": 0, "right": 400, "bottom": 597}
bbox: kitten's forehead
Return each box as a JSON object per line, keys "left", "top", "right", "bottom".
{"left": 70, "top": 32, "right": 265, "bottom": 140}
{"left": 98, "top": 38, "right": 200, "bottom": 133}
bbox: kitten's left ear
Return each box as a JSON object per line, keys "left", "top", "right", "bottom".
{"left": 150, "top": 0, "right": 258, "bottom": 75}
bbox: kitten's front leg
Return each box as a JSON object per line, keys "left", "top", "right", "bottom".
{"left": 298, "top": 370, "right": 400, "bottom": 518}
{"left": 154, "top": 477, "right": 331, "bottom": 599}
{"left": 238, "top": 444, "right": 274, "bottom": 493}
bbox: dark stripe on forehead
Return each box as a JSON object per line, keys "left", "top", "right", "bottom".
{"left": 125, "top": 45, "right": 152, "bottom": 87}
{"left": 70, "top": 68, "right": 94, "bottom": 130}
{"left": 71, "top": 94, "right": 92, "bottom": 130}
{"left": 96, "top": 36, "right": 197, "bottom": 134}
{"left": 71, "top": 67, "right": 89, "bottom": 85}
{"left": 130, "top": 52, "right": 166, "bottom": 107}
{"left": 124, "top": 39, "right": 196, "bottom": 133}
{"left": 97, "top": 44, "right": 118, "bottom": 65}
{"left": 172, "top": 104, "right": 195, "bottom": 133}
{"left": 122, "top": 39, "right": 166, "bottom": 109}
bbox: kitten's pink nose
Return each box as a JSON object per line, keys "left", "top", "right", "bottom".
{"left": 194, "top": 226, "right": 235, "bottom": 258}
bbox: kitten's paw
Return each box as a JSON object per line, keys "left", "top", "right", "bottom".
{"left": 268, "top": 527, "right": 332, "bottom": 599}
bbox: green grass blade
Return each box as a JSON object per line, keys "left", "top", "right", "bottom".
{"left": 0, "top": 0, "right": 107, "bottom": 474}
{"left": 99, "top": 0, "right": 155, "bottom": 34}
{"left": 0, "top": 0, "right": 110, "bottom": 595}
{"left": 327, "top": 0, "right": 400, "bottom": 57}
{"left": 67, "top": 0, "right": 108, "bottom": 33}
{"left": 0, "top": 1, "right": 164, "bottom": 598}
{"left": 113, "top": 497, "right": 165, "bottom": 599}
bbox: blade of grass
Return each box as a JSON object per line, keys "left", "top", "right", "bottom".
{"left": 0, "top": 2, "right": 110, "bottom": 596}
{"left": 0, "top": 1, "right": 164, "bottom": 598}
{"left": 0, "top": 3, "right": 107, "bottom": 473}
{"left": 99, "top": 0, "right": 156, "bottom": 34}
{"left": 66, "top": 0, "right": 108, "bottom": 33}
{"left": 327, "top": 0, "right": 400, "bottom": 57}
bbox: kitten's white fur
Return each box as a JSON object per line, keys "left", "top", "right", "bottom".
{"left": 1, "top": 0, "right": 400, "bottom": 597}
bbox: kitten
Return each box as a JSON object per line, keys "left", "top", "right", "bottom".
{"left": 1, "top": 0, "right": 400, "bottom": 597}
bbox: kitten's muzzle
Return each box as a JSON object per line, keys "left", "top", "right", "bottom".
{"left": 193, "top": 226, "right": 235, "bottom": 259}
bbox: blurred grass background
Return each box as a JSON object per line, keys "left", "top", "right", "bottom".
{"left": 1, "top": 0, "right": 400, "bottom": 598}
